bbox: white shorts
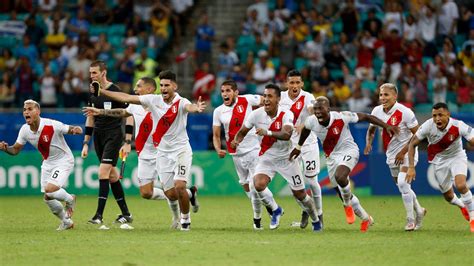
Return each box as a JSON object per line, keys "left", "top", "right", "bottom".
{"left": 156, "top": 145, "right": 193, "bottom": 191}
{"left": 137, "top": 157, "right": 159, "bottom": 186}
{"left": 434, "top": 156, "right": 468, "bottom": 193}
{"left": 40, "top": 162, "right": 73, "bottom": 193}
{"left": 387, "top": 149, "right": 418, "bottom": 177}
{"left": 232, "top": 150, "right": 259, "bottom": 185}
{"left": 326, "top": 150, "right": 359, "bottom": 188}
{"left": 388, "top": 151, "right": 418, "bottom": 177}
{"left": 255, "top": 155, "right": 305, "bottom": 191}
{"left": 298, "top": 145, "right": 320, "bottom": 177}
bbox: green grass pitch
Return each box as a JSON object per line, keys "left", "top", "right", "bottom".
{"left": 0, "top": 195, "right": 473, "bottom": 265}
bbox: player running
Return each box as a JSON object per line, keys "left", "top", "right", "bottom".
{"left": 213, "top": 79, "right": 274, "bottom": 230}
{"left": 365, "top": 83, "right": 425, "bottom": 231}
{"left": 0, "top": 100, "right": 82, "bottom": 230}
{"left": 280, "top": 69, "right": 323, "bottom": 229}
{"left": 406, "top": 102, "right": 474, "bottom": 232}
{"left": 290, "top": 96, "right": 399, "bottom": 232}
{"left": 232, "top": 84, "right": 322, "bottom": 231}
{"left": 83, "top": 77, "right": 199, "bottom": 229}
{"left": 90, "top": 70, "right": 205, "bottom": 231}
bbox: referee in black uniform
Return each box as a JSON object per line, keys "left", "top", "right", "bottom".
{"left": 82, "top": 60, "right": 133, "bottom": 224}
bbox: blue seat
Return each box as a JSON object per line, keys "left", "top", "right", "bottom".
{"left": 459, "top": 104, "right": 474, "bottom": 113}
{"left": 416, "top": 103, "right": 433, "bottom": 114}
{"left": 294, "top": 57, "right": 307, "bottom": 71}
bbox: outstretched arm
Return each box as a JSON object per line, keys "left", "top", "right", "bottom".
{"left": 67, "top": 126, "right": 83, "bottom": 135}
{"left": 185, "top": 96, "right": 207, "bottom": 113}
{"left": 357, "top": 113, "right": 400, "bottom": 137}
{"left": 364, "top": 125, "right": 377, "bottom": 155}
{"left": 0, "top": 142, "right": 24, "bottom": 156}
{"left": 83, "top": 107, "right": 132, "bottom": 117}
{"left": 92, "top": 86, "right": 141, "bottom": 105}
{"left": 406, "top": 135, "right": 422, "bottom": 183}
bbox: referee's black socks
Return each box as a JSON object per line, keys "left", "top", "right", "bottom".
{"left": 96, "top": 179, "right": 110, "bottom": 216}
{"left": 110, "top": 180, "right": 130, "bottom": 216}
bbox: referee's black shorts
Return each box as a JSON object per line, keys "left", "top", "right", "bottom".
{"left": 93, "top": 128, "right": 123, "bottom": 166}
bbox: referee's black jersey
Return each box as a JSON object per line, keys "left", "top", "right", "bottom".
{"left": 88, "top": 83, "right": 128, "bottom": 131}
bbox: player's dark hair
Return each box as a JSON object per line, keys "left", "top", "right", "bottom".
{"left": 140, "top": 77, "right": 157, "bottom": 89}
{"left": 90, "top": 60, "right": 107, "bottom": 71}
{"left": 221, "top": 80, "right": 238, "bottom": 91}
{"left": 432, "top": 102, "right": 449, "bottom": 111}
{"left": 286, "top": 69, "right": 302, "bottom": 78}
{"left": 265, "top": 83, "right": 281, "bottom": 97}
{"left": 158, "top": 70, "right": 177, "bottom": 82}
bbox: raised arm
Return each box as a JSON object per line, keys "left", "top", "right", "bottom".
{"left": 364, "top": 124, "right": 377, "bottom": 155}
{"left": 212, "top": 126, "right": 226, "bottom": 158}
{"left": 185, "top": 96, "right": 207, "bottom": 113}
{"left": 406, "top": 135, "right": 422, "bottom": 183}
{"left": 357, "top": 113, "right": 400, "bottom": 137}
{"left": 0, "top": 142, "right": 24, "bottom": 156}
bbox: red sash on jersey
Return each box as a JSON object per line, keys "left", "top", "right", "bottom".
{"left": 427, "top": 125, "right": 460, "bottom": 162}
{"left": 152, "top": 100, "right": 180, "bottom": 147}
{"left": 259, "top": 112, "right": 285, "bottom": 156}
{"left": 290, "top": 95, "right": 305, "bottom": 125}
{"left": 38, "top": 125, "right": 54, "bottom": 160}
{"left": 135, "top": 112, "right": 153, "bottom": 156}
{"left": 323, "top": 119, "right": 344, "bottom": 157}
{"left": 382, "top": 110, "right": 402, "bottom": 151}
{"left": 226, "top": 97, "right": 248, "bottom": 153}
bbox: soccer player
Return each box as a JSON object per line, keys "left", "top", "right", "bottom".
{"left": 406, "top": 102, "right": 474, "bottom": 232}
{"left": 232, "top": 84, "right": 322, "bottom": 231}
{"left": 280, "top": 69, "right": 323, "bottom": 229}
{"left": 90, "top": 70, "right": 205, "bottom": 231}
{"left": 364, "top": 83, "right": 425, "bottom": 231}
{"left": 82, "top": 61, "right": 134, "bottom": 225}
{"left": 212, "top": 79, "right": 274, "bottom": 230}
{"left": 290, "top": 96, "right": 398, "bottom": 232}
{"left": 83, "top": 77, "right": 199, "bottom": 229}
{"left": 0, "top": 100, "right": 82, "bottom": 230}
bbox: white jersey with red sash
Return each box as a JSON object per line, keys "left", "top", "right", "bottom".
{"left": 16, "top": 118, "right": 74, "bottom": 167}
{"left": 280, "top": 90, "right": 318, "bottom": 146}
{"left": 371, "top": 102, "right": 418, "bottom": 165}
{"left": 416, "top": 118, "right": 474, "bottom": 164}
{"left": 212, "top": 95, "right": 261, "bottom": 155}
{"left": 125, "top": 104, "right": 157, "bottom": 159}
{"left": 244, "top": 107, "right": 294, "bottom": 160}
{"left": 139, "top": 93, "right": 192, "bottom": 153}
{"left": 304, "top": 111, "right": 359, "bottom": 157}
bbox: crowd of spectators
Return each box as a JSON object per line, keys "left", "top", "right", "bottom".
{"left": 0, "top": 0, "right": 195, "bottom": 108}
{"left": 203, "top": 0, "right": 474, "bottom": 113}
{"left": 1, "top": 0, "right": 474, "bottom": 114}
